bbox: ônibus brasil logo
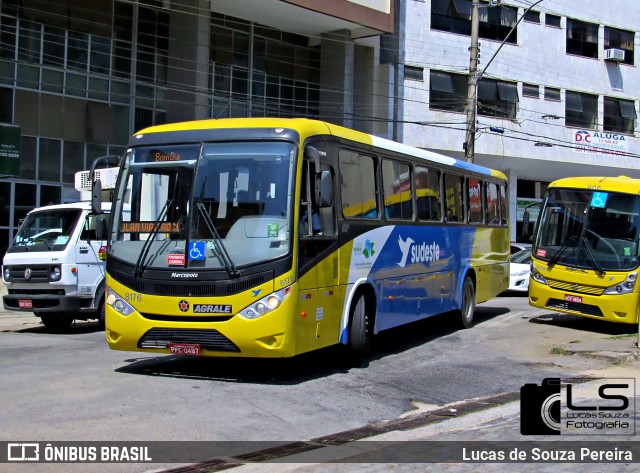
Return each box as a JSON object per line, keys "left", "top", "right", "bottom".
{"left": 397, "top": 235, "right": 440, "bottom": 268}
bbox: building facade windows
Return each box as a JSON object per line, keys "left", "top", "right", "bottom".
{"left": 566, "top": 19, "right": 598, "bottom": 59}
{"left": 404, "top": 65, "right": 424, "bottom": 81}
{"left": 429, "top": 70, "right": 467, "bottom": 113}
{"left": 522, "top": 83, "right": 539, "bottom": 98}
{"left": 431, "top": 0, "right": 518, "bottom": 44}
{"left": 565, "top": 91, "right": 598, "bottom": 129}
{"left": 604, "top": 26, "right": 634, "bottom": 66}
{"left": 477, "top": 78, "right": 518, "bottom": 119}
{"left": 544, "top": 87, "right": 561, "bottom": 101}
{"left": 209, "top": 15, "right": 320, "bottom": 120}
{"left": 545, "top": 14, "right": 561, "bottom": 28}
{"left": 523, "top": 10, "right": 540, "bottom": 24}
{"left": 603, "top": 97, "right": 636, "bottom": 134}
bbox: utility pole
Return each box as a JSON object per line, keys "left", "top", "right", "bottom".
{"left": 464, "top": 0, "right": 480, "bottom": 163}
{"left": 464, "top": 0, "right": 543, "bottom": 164}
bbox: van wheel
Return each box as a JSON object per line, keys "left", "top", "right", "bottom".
{"left": 40, "top": 314, "right": 73, "bottom": 331}
{"left": 458, "top": 276, "right": 476, "bottom": 329}
{"left": 97, "top": 300, "right": 106, "bottom": 330}
{"left": 346, "top": 295, "right": 370, "bottom": 366}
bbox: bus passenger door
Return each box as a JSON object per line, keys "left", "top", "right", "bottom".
{"left": 297, "top": 151, "right": 340, "bottom": 352}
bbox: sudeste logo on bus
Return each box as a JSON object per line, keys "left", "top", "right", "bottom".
{"left": 397, "top": 235, "right": 440, "bottom": 268}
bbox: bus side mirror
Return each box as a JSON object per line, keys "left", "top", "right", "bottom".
{"left": 316, "top": 170, "right": 333, "bottom": 208}
{"left": 91, "top": 179, "right": 103, "bottom": 215}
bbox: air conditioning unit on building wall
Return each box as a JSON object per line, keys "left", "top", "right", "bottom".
{"left": 604, "top": 48, "right": 625, "bottom": 62}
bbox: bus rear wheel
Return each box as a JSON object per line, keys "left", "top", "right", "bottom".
{"left": 458, "top": 276, "right": 476, "bottom": 329}
{"left": 346, "top": 294, "right": 373, "bottom": 367}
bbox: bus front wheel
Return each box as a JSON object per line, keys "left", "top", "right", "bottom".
{"left": 347, "top": 294, "right": 371, "bottom": 366}
{"left": 458, "top": 276, "right": 476, "bottom": 329}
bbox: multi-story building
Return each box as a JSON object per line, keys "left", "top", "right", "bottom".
{"left": 1, "top": 0, "right": 638, "bottom": 255}
{"left": 396, "top": 0, "right": 640, "bottom": 240}
{"left": 0, "top": 0, "right": 395, "bottom": 258}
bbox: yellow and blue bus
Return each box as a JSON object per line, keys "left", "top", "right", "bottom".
{"left": 104, "top": 118, "right": 509, "bottom": 362}
{"left": 529, "top": 176, "right": 640, "bottom": 324}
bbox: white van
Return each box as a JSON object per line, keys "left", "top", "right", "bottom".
{"left": 1, "top": 161, "right": 118, "bottom": 330}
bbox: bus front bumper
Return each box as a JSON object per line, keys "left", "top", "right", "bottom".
{"left": 529, "top": 280, "right": 639, "bottom": 324}
{"left": 105, "top": 305, "right": 297, "bottom": 358}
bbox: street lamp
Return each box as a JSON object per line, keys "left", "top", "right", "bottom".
{"left": 464, "top": 0, "right": 544, "bottom": 163}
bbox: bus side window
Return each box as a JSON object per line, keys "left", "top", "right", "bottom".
{"left": 415, "top": 166, "right": 441, "bottom": 221}
{"left": 486, "top": 182, "right": 500, "bottom": 225}
{"left": 339, "top": 149, "right": 377, "bottom": 220}
{"left": 444, "top": 173, "right": 464, "bottom": 223}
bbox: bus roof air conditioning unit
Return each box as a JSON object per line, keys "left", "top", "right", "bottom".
{"left": 605, "top": 48, "right": 625, "bottom": 62}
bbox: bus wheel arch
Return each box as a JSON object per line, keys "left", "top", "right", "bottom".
{"left": 458, "top": 270, "right": 476, "bottom": 329}
{"left": 346, "top": 284, "right": 376, "bottom": 366}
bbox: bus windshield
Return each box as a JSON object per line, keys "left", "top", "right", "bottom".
{"left": 534, "top": 188, "right": 640, "bottom": 271}
{"left": 109, "top": 141, "right": 296, "bottom": 271}
{"left": 9, "top": 208, "right": 82, "bottom": 252}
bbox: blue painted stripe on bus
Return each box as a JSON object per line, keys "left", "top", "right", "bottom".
{"left": 344, "top": 225, "right": 479, "bottom": 334}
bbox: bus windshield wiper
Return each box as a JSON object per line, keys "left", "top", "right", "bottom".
{"left": 134, "top": 198, "right": 173, "bottom": 278}
{"left": 547, "top": 233, "right": 579, "bottom": 267}
{"left": 195, "top": 202, "right": 239, "bottom": 278}
{"left": 582, "top": 236, "right": 605, "bottom": 276}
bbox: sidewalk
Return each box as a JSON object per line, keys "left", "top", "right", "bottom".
{"left": 155, "top": 376, "right": 640, "bottom": 473}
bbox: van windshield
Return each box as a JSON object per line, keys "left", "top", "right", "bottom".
{"left": 8, "top": 209, "right": 82, "bottom": 252}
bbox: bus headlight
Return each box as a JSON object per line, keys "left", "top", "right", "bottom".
{"left": 531, "top": 267, "right": 548, "bottom": 285}
{"left": 604, "top": 272, "right": 637, "bottom": 295}
{"left": 106, "top": 287, "right": 135, "bottom": 316}
{"left": 240, "top": 286, "right": 292, "bottom": 320}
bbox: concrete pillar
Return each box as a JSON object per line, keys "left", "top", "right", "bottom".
{"left": 353, "top": 44, "right": 374, "bottom": 134}
{"left": 320, "top": 30, "right": 354, "bottom": 128}
{"left": 166, "top": 0, "right": 211, "bottom": 122}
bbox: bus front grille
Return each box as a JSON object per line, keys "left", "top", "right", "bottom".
{"left": 138, "top": 328, "right": 240, "bottom": 352}
{"left": 546, "top": 299, "right": 604, "bottom": 317}
{"left": 547, "top": 279, "right": 604, "bottom": 295}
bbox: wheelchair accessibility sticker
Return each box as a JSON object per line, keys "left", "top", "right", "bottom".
{"left": 189, "top": 241, "right": 206, "bottom": 261}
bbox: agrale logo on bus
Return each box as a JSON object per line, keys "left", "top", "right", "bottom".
{"left": 397, "top": 235, "right": 440, "bottom": 268}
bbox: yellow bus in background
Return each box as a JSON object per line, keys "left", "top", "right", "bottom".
{"left": 104, "top": 118, "right": 510, "bottom": 363}
{"left": 529, "top": 176, "right": 640, "bottom": 324}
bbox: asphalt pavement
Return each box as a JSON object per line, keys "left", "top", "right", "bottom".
{"left": 2, "top": 280, "right": 640, "bottom": 472}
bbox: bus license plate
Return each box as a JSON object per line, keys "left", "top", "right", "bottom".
{"left": 18, "top": 299, "right": 33, "bottom": 309}
{"left": 168, "top": 343, "right": 201, "bottom": 356}
{"left": 564, "top": 294, "right": 582, "bottom": 304}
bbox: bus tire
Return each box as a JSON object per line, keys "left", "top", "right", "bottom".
{"left": 40, "top": 314, "right": 73, "bottom": 331}
{"left": 347, "top": 294, "right": 370, "bottom": 366}
{"left": 458, "top": 276, "right": 476, "bottom": 329}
